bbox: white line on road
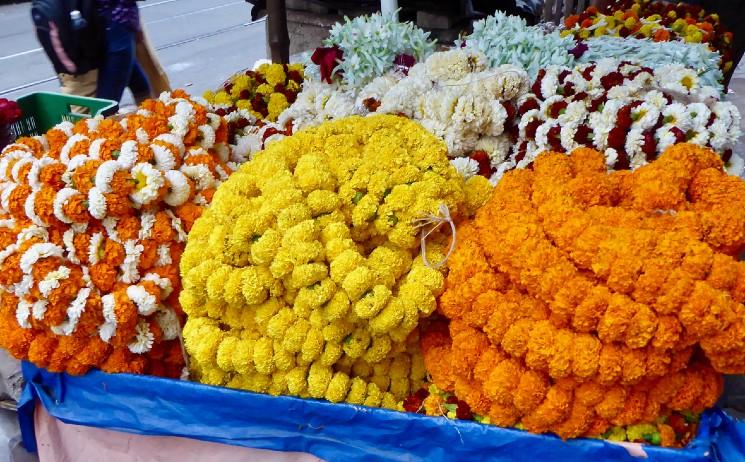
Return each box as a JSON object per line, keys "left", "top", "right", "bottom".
{"left": 0, "top": 47, "right": 43, "bottom": 62}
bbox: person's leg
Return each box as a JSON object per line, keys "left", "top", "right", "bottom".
{"left": 96, "top": 23, "right": 136, "bottom": 103}
{"left": 128, "top": 60, "right": 152, "bottom": 104}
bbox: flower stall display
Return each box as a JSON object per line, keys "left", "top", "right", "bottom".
{"left": 423, "top": 143, "right": 745, "bottom": 441}
{"left": 510, "top": 59, "right": 741, "bottom": 175}
{"left": 0, "top": 90, "right": 235, "bottom": 377}
{"left": 305, "top": 12, "right": 436, "bottom": 88}
{"left": 457, "top": 12, "right": 577, "bottom": 78}
{"left": 203, "top": 62, "right": 305, "bottom": 122}
{"left": 0, "top": 98, "right": 22, "bottom": 152}
{"left": 574, "top": 0, "right": 735, "bottom": 73}
{"left": 179, "top": 115, "right": 491, "bottom": 407}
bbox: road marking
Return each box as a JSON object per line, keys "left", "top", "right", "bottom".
{"left": 0, "top": 47, "right": 43, "bottom": 62}
{"left": 0, "top": 18, "right": 266, "bottom": 96}
{"left": 146, "top": 1, "right": 246, "bottom": 25}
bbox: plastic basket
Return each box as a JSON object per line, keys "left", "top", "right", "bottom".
{"left": 9, "top": 92, "right": 117, "bottom": 138}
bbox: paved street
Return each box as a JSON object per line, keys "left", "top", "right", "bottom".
{"left": 0, "top": 0, "right": 268, "bottom": 104}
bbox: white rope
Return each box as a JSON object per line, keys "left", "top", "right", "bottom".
{"left": 412, "top": 203, "right": 457, "bottom": 269}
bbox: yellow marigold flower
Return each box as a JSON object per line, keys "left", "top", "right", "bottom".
{"left": 354, "top": 285, "right": 392, "bottom": 319}
{"left": 262, "top": 63, "right": 287, "bottom": 87}
{"left": 343, "top": 328, "right": 371, "bottom": 358}
{"left": 369, "top": 298, "right": 405, "bottom": 334}
{"left": 286, "top": 365, "right": 309, "bottom": 395}
{"left": 308, "top": 362, "right": 332, "bottom": 398}
{"left": 363, "top": 383, "right": 383, "bottom": 407}
{"left": 319, "top": 341, "right": 343, "bottom": 366}
{"left": 283, "top": 318, "right": 311, "bottom": 353}
{"left": 342, "top": 266, "right": 376, "bottom": 301}
{"left": 256, "top": 83, "right": 274, "bottom": 96}
{"left": 325, "top": 371, "right": 351, "bottom": 403}
{"left": 363, "top": 335, "right": 392, "bottom": 363}
{"left": 253, "top": 336, "right": 275, "bottom": 374}
{"left": 273, "top": 339, "right": 296, "bottom": 371}
{"left": 213, "top": 90, "right": 233, "bottom": 106}
{"left": 301, "top": 327, "right": 325, "bottom": 363}
{"left": 268, "top": 93, "right": 289, "bottom": 121}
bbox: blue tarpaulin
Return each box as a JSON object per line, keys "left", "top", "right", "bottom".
{"left": 17, "top": 362, "right": 745, "bottom": 461}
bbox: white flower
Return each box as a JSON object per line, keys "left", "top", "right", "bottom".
{"left": 117, "top": 140, "right": 139, "bottom": 169}
{"left": 143, "top": 272, "right": 174, "bottom": 298}
{"left": 726, "top": 154, "right": 745, "bottom": 177}
{"left": 16, "top": 298, "right": 32, "bottom": 328}
{"left": 65, "top": 155, "right": 91, "bottom": 175}
{"left": 32, "top": 300, "right": 48, "bottom": 321}
{"left": 604, "top": 147, "right": 619, "bottom": 168}
{"left": 206, "top": 113, "right": 222, "bottom": 130}
{"left": 157, "top": 244, "right": 172, "bottom": 266}
{"left": 88, "top": 187, "right": 107, "bottom": 220}
{"left": 150, "top": 143, "right": 178, "bottom": 172}
{"left": 687, "top": 103, "right": 711, "bottom": 131}
{"left": 127, "top": 285, "right": 158, "bottom": 316}
{"left": 450, "top": 157, "right": 480, "bottom": 180}
{"left": 99, "top": 293, "right": 118, "bottom": 342}
{"left": 136, "top": 128, "right": 150, "bottom": 145}
{"left": 644, "top": 90, "right": 668, "bottom": 110}
{"left": 130, "top": 163, "right": 165, "bottom": 206}
{"left": 233, "top": 134, "right": 262, "bottom": 163}
{"left": 19, "top": 243, "right": 64, "bottom": 274}
{"left": 560, "top": 124, "right": 579, "bottom": 152}
{"left": 215, "top": 143, "right": 230, "bottom": 164}
{"left": 476, "top": 135, "right": 511, "bottom": 168}
{"left": 0, "top": 184, "right": 16, "bottom": 211}
{"left": 38, "top": 266, "right": 71, "bottom": 297}
{"left": 166, "top": 210, "right": 188, "bottom": 242}
{"left": 631, "top": 103, "right": 660, "bottom": 131}
{"left": 95, "top": 160, "right": 121, "bottom": 194}
{"left": 13, "top": 275, "right": 34, "bottom": 297}
{"left": 687, "top": 130, "right": 709, "bottom": 146}
{"left": 156, "top": 308, "right": 180, "bottom": 341}
{"left": 121, "top": 240, "right": 144, "bottom": 284}
{"left": 51, "top": 287, "right": 91, "bottom": 336}
{"left": 102, "top": 216, "right": 120, "bottom": 243}
{"left": 27, "top": 157, "right": 56, "bottom": 191}
{"left": 128, "top": 320, "right": 155, "bottom": 354}
{"left": 518, "top": 109, "right": 543, "bottom": 139}
{"left": 11, "top": 157, "right": 33, "bottom": 183}
{"left": 557, "top": 101, "right": 587, "bottom": 126}
{"left": 53, "top": 188, "right": 81, "bottom": 224}
{"left": 62, "top": 229, "right": 80, "bottom": 264}
{"left": 24, "top": 191, "right": 47, "bottom": 227}
{"left": 0, "top": 218, "right": 15, "bottom": 228}
{"left": 88, "top": 232, "right": 104, "bottom": 265}
{"left": 658, "top": 65, "right": 699, "bottom": 95}
{"left": 138, "top": 212, "right": 155, "bottom": 240}
{"left": 59, "top": 134, "right": 89, "bottom": 163}
{"left": 16, "top": 225, "right": 48, "bottom": 245}
{"left": 661, "top": 103, "right": 690, "bottom": 131}
{"left": 54, "top": 120, "right": 74, "bottom": 136}
{"left": 163, "top": 170, "right": 191, "bottom": 207}
{"left": 625, "top": 128, "right": 646, "bottom": 159}
{"left": 0, "top": 244, "right": 17, "bottom": 268}
{"left": 540, "top": 68, "right": 560, "bottom": 99}
{"left": 85, "top": 116, "right": 102, "bottom": 132}
{"left": 197, "top": 125, "right": 216, "bottom": 150}
{"left": 655, "top": 126, "right": 678, "bottom": 152}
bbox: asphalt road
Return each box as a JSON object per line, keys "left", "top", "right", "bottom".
{"left": 0, "top": 0, "right": 268, "bottom": 104}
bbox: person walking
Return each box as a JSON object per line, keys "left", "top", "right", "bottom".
{"left": 95, "top": 0, "right": 152, "bottom": 105}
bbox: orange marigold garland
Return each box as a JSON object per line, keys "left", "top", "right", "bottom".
{"left": 0, "top": 90, "right": 234, "bottom": 377}
{"left": 423, "top": 143, "right": 745, "bottom": 439}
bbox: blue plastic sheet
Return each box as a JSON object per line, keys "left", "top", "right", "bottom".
{"left": 16, "top": 362, "right": 745, "bottom": 462}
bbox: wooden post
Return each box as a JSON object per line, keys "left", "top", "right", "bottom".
{"left": 267, "top": 0, "right": 290, "bottom": 64}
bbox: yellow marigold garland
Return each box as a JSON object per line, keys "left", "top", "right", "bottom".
{"left": 423, "top": 143, "right": 745, "bottom": 439}
{"left": 181, "top": 114, "right": 490, "bottom": 407}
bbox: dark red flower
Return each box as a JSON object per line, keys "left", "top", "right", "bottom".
{"left": 569, "top": 41, "right": 589, "bottom": 59}
{"left": 574, "top": 124, "right": 593, "bottom": 145}
{"left": 581, "top": 64, "right": 596, "bottom": 81}
{"left": 707, "top": 112, "right": 717, "bottom": 127}
{"left": 573, "top": 91, "right": 588, "bottom": 102}
{"left": 518, "top": 98, "right": 540, "bottom": 116}
{"left": 589, "top": 95, "right": 607, "bottom": 112}
{"left": 722, "top": 149, "right": 733, "bottom": 163}
{"left": 515, "top": 142, "right": 528, "bottom": 163}
{"left": 525, "top": 119, "right": 542, "bottom": 139}
{"left": 393, "top": 54, "right": 416, "bottom": 75}
{"left": 403, "top": 388, "right": 430, "bottom": 413}
{"left": 616, "top": 105, "right": 633, "bottom": 130}
{"left": 363, "top": 97, "right": 381, "bottom": 113}
{"left": 531, "top": 69, "right": 547, "bottom": 99}
{"left": 285, "top": 91, "right": 297, "bottom": 104}
{"left": 548, "top": 101, "right": 569, "bottom": 119}
{"left": 244, "top": 70, "right": 256, "bottom": 78}
{"left": 215, "top": 108, "right": 227, "bottom": 117}
{"left": 669, "top": 126, "right": 687, "bottom": 143}
{"left": 455, "top": 400, "right": 473, "bottom": 420}
{"left": 239, "top": 89, "right": 251, "bottom": 100}
{"left": 547, "top": 125, "right": 563, "bottom": 151}
{"left": 501, "top": 101, "right": 516, "bottom": 120}
{"left": 0, "top": 99, "right": 21, "bottom": 125}
{"left": 470, "top": 150, "right": 492, "bottom": 177}
{"left": 642, "top": 131, "right": 657, "bottom": 161}
{"left": 288, "top": 69, "right": 303, "bottom": 83}
{"left": 614, "top": 150, "right": 631, "bottom": 170}
{"left": 608, "top": 126, "right": 627, "bottom": 150}
{"left": 561, "top": 83, "right": 576, "bottom": 97}
{"left": 223, "top": 82, "right": 234, "bottom": 93}
{"left": 311, "top": 45, "right": 343, "bottom": 84}
{"left": 558, "top": 69, "right": 572, "bottom": 83}
{"left": 600, "top": 71, "right": 624, "bottom": 90}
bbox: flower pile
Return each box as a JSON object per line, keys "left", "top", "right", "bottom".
{"left": 204, "top": 63, "right": 305, "bottom": 121}
{"left": 570, "top": 1, "right": 735, "bottom": 73}
{"left": 511, "top": 59, "right": 741, "bottom": 173}
{"left": 180, "top": 115, "right": 491, "bottom": 406}
{"left": 305, "top": 12, "right": 436, "bottom": 87}
{"left": 423, "top": 144, "right": 745, "bottom": 439}
{"left": 457, "top": 12, "right": 576, "bottom": 78}
{"left": 0, "top": 98, "right": 22, "bottom": 127}
{"left": 0, "top": 90, "right": 234, "bottom": 376}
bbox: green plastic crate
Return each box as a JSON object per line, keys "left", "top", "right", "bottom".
{"left": 9, "top": 92, "right": 117, "bottom": 138}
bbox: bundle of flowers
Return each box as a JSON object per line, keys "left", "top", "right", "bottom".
{"left": 422, "top": 144, "right": 745, "bottom": 440}
{"left": 511, "top": 59, "right": 741, "bottom": 173}
{"left": 0, "top": 90, "right": 234, "bottom": 377}
{"left": 0, "top": 98, "right": 22, "bottom": 151}
{"left": 457, "top": 12, "right": 576, "bottom": 78}
{"left": 306, "top": 12, "right": 436, "bottom": 88}
{"left": 576, "top": 35, "right": 724, "bottom": 89}
{"left": 587, "top": 0, "right": 735, "bottom": 73}
{"left": 180, "top": 115, "right": 491, "bottom": 406}
{"left": 203, "top": 62, "right": 305, "bottom": 121}
{"left": 403, "top": 383, "right": 701, "bottom": 447}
